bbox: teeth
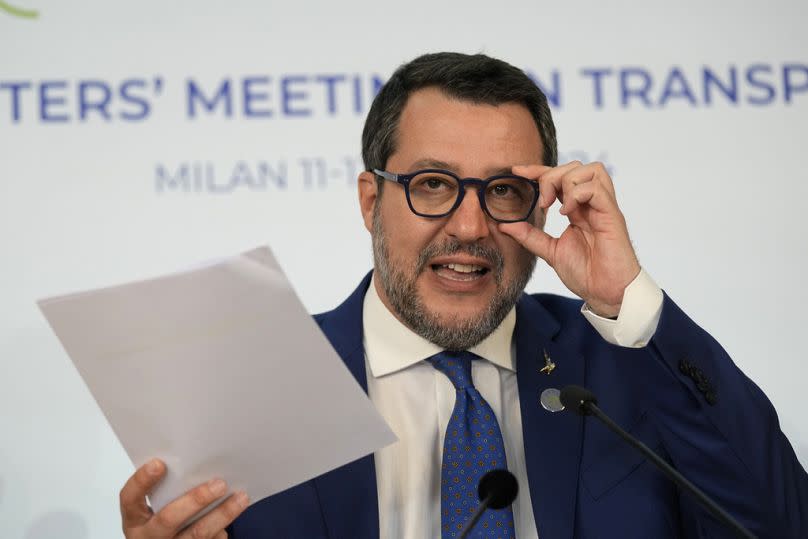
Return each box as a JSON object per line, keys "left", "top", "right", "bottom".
{"left": 445, "top": 263, "right": 483, "bottom": 273}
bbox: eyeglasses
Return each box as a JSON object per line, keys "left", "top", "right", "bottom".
{"left": 373, "top": 168, "right": 540, "bottom": 223}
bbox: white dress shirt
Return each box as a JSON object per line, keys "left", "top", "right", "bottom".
{"left": 362, "top": 270, "right": 663, "bottom": 538}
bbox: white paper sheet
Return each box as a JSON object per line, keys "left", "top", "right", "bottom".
{"left": 38, "top": 246, "right": 396, "bottom": 512}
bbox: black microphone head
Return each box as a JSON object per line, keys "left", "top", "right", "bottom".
{"left": 478, "top": 469, "right": 518, "bottom": 509}
{"left": 560, "top": 385, "right": 598, "bottom": 416}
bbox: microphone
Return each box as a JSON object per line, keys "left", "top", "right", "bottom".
{"left": 559, "top": 385, "right": 756, "bottom": 539}
{"left": 558, "top": 385, "right": 598, "bottom": 415}
{"left": 458, "top": 469, "right": 519, "bottom": 539}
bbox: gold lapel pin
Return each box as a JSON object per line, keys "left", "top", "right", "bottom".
{"left": 540, "top": 349, "right": 556, "bottom": 375}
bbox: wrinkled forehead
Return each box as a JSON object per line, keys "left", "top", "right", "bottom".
{"left": 390, "top": 87, "right": 544, "bottom": 175}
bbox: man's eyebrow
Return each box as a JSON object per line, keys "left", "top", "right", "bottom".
{"left": 409, "top": 158, "right": 457, "bottom": 171}
{"left": 488, "top": 167, "right": 513, "bottom": 176}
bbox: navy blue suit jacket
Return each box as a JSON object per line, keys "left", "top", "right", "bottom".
{"left": 230, "top": 273, "right": 807, "bottom": 538}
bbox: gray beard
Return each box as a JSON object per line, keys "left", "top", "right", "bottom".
{"left": 372, "top": 206, "right": 536, "bottom": 351}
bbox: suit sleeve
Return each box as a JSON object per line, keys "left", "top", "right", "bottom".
{"left": 641, "top": 292, "right": 808, "bottom": 538}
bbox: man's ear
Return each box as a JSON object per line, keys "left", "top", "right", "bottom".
{"left": 358, "top": 171, "right": 378, "bottom": 233}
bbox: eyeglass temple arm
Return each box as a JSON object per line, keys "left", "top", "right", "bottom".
{"left": 372, "top": 169, "right": 400, "bottom": 182}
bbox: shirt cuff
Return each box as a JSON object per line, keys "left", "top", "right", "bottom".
{"left": 580, "top": 269, "right": 664, "bottom": 348}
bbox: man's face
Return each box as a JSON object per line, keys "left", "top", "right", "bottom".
{"left": 358, "top": 87, "right": 543, "bottom": 350}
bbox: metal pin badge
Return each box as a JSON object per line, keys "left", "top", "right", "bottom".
{"left": 540, "top": 349, "right": 556, "bottom": 375}
{"left": 540, "top": 388, "right": 565, "bottom": 412}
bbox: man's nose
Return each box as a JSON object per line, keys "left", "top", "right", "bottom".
{"left": 443, "top": 188, "right": 489, "bottom": 243}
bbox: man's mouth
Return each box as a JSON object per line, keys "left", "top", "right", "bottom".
{"left": 431, "top": 262, "right": 490, "bottom": 281}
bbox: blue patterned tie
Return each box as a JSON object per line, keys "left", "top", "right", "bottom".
{"left": 427, "top": 351, "right": 516, "bottom": 538}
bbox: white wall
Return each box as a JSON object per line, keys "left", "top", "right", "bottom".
{"left": 1, "top": 1, "right": 806, "bottom": 537}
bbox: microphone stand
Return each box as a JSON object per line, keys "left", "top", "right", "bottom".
{"left": 458, "top": 469, "right": 518, "bottom": 539}
{"left": 584, "top": 400, "right": 756, "bottom": 539}
{"left": 458, "top": 492, "right": 493, "bottom": 539}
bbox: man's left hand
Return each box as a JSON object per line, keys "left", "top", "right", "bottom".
{"left": 499, "top": 162, "right": 640, "bottom": 318}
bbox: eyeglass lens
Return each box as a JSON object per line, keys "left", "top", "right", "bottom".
{"left": 408, "top": 172, "right": 535, "bottom": 221}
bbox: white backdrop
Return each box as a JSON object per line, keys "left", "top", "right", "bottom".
{"left": 2, "top": 1, "right": 807, "bottom": 537}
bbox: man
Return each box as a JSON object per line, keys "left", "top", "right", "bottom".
{"left": 119, "top": 53, "right": 807, "bottom": 538}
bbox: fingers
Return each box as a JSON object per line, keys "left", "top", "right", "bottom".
{"left": 559, "top": 179, "right": 617, "bottom": 218}
{"left": 498, "top": 221, "right": 556, "bottom": 264}
{"left": 512, "top": 164, "right": 552, "bottom": 178}
{"left": 148, "top": 478, "right": 232, "bottom": 537}
{"left": 524, "top": 161, "right": 582, "bottom": 209}
{"left": 120, "top": 461, "right": 247, "bottom": 538}
{"left": 177, "top": 491, "right": 250, "bottom": 539}
{"left": 514, "top": 161, "right": 617, "bottom": 211}
{"left": 120, "top": 458, "right": 165, "bottom": 529}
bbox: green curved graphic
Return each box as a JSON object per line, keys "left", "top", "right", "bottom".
{"left": 0, "top": 1, "right": 39, "bottom": 19}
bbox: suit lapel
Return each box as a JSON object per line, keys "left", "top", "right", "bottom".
{"left": 515, "top": 295, "right": 585, "bottom": 539}
{"left": 313, "top": 274, "right": 380, "bottom": 539}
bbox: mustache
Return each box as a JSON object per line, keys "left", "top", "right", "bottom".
{"left": 415, "top": 240, "right": 504, "bottom": 275}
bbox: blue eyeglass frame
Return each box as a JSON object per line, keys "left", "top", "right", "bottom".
{"left": 372, "top": 168, "right": 540, "bottom": 223}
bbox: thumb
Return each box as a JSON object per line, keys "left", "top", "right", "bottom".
{"left": 120, "top": 459, "right": 165, "bottom": 528}
{"left": 498, "top": 221, "right": 556, "bottom": 265}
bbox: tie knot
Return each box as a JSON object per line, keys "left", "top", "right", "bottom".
{"left": 427, "top": 351, "right": 477, "bottom": 390}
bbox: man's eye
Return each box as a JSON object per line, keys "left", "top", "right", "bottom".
{"left": 410, "top": 174, "right": 457, "bottom": 196}
{"left": 416, "top": 176, "right": 453, "bottom": 190}
{"left": 491, "top": 184, "right": 514, "bottom": 197}
{"left": 425, "top": 178, "right": 446, "bottom": 189}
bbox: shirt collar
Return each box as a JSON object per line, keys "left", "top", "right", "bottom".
{"left": 362, "top": 275, "right": 516, "bottom": 378}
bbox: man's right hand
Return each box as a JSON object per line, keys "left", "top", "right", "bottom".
{"left": 120, "top": 458, "right": 249, "bottom": 539}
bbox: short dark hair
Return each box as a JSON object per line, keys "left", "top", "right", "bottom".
{"left": 361, "top": 52, "right": 558, "bottom": 178}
